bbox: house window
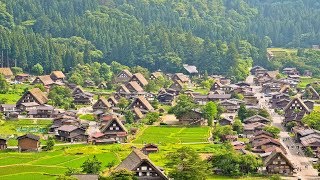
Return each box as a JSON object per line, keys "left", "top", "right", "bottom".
{"left": 115, "top": 127, "right": 119, "bottom": 130}
{"left": 141, "top": 166, "right": 147, "bottom": 170}
{"left": 273, "top": 161, "right": 278, "bottom": 165}
{"left": 113, "top": 124, "right": 116, "bottom": 126}
{"left": 110, "top": 127, "right": 113, "bottom": 130}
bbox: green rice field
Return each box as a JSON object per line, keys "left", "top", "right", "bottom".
{"left": 298, "top": 77, "right": 320, "bottom": 88}
{"left": 0, "top": 145, "right": 123, "bottom": 179}
{"left": 0, "top": 142, "right": 269, "bottom": 180}
{"left": 0, "top": 119, "right": 52, "bottom": 146}
{"left": 132, "top": 126, "right": 211, "bottom": 144}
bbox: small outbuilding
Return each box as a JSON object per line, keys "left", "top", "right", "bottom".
{"left": 17, "top": 134, "right": 40, "bottom": 152}
{"left": 142, "top": 144, "right": 159, "bottom": 155}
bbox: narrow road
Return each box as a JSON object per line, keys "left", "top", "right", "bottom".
{"left": 255, "top": 88, "right": 319, "bottom": 179}
{"left": 7, "top": 142, "right": 87, "bottom": 149}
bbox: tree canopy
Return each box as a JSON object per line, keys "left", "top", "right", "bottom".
{"left": 166, "top": 146, "right": 210, "bottom": 180}
{"left": 302, "top": 111, "right": 320, "bottom": 131}
{"left": 169, "top": 95, "right": 197, "bottom": 119}
{"left": 210, "top": 150, "right": 262, "bottom": 176}
{"left": 0, "top": 0, "right": 319, "bottom": 77}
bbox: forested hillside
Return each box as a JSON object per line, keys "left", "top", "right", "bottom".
{"left": 0, "top": 0, "right": 320, "bottom": 79}
{"left": 246, "top": 0, "right": 320, "bottom": 47}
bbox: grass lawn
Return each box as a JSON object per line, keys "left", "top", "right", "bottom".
{"left": 0, "top": 83, "right": 32, "bottom": 104}
{"left": 78, "top": 114, "right": 96, "bottom": 121}
{"left": 132, "top": 126, "right": 210, "bottom": 144}
{"left": 0, "top": 119, "right": 52, "bottom": 146}
{"left": 159, "top": 104, "right": 171, "bottom": 112}
{"left": 83, "top": 87, "right": 115, "bottom": 94}
{"left": 194, "top": 87, "right": 210, "bottom": 95}
{"left": 298, "top": 77, "right": 320, "bottom": 88}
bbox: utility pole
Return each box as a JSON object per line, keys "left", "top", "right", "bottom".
{"left": 6, "top": 49, "right": 9, "bottom": 67}
{"left": 1, "top": 51, "right": 3, "bottom": 68}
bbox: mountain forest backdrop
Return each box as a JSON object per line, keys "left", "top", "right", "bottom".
{"left": 1, "top": 0, "right": 320, "bottom": 80}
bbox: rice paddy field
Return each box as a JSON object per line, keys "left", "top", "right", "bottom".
{"left": 0, "top": 144, "right": 123, "bottom": 179}
{"left": 298, "top": 77, "right": 320, "bottom": 88}
{"left": 0, "top": 119, "right": 52, "bottom": 146}
{"left": 0, "top": 133, "right": 269, "bottom": 180}
{"left": 267, "top": 48, "right": 297, "bottom": 58}
{"left": 0, "top": 143, "right": 230, "bottom": 179}
{"left": 132, "top": 126, "right": 211, "bottom": 144}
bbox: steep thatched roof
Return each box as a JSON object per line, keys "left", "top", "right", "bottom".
{"left": 22, "top": 88, "right": 48, "bottom": 104}
{"left": 51, "top": 71, "right": 65, "bottom": 79}
{"left": 115, "top": 149, "right": 168, "bottom": 179}
{"left": 131, "top": 73, "right": 148, "bottom": 86}
{"left": 0, "top": 68, "right": 13, "bottom": 77}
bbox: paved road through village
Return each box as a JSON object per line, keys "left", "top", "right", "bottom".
{"left": 246, "top": 75, "right": 319, "bottom": 180}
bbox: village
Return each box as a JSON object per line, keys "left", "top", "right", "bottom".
{"left": 0, "top": 64, "right": 320, "bottom": 180}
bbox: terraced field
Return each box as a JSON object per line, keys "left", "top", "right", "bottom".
{"left": 0, "top": 145, "right": 122, "bottom": 179}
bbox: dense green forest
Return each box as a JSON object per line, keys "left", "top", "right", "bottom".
{"left": 0, "top": 0, "right": 320, "bottom": 79}
{"left": 246, "top": 0, "right": 320, "bottom": 47}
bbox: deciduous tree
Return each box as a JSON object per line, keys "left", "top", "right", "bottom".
{"left": 166, "top": 147, "right": 210, "bottom": 180}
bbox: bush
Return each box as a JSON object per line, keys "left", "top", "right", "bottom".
{"left": 44, "top": 137, "right": 55, "bottom": 151}
{"left": 143, "top": 112, "right": 160, "bottom": 125}
{"left": 286, "top": 122, "right": 297, "bottom": 131}
{"left": 305, "top": 147, "right": 314, "bottom": 157}
{"left": 210, "top": 150, "right": 262, "bottom": 176}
